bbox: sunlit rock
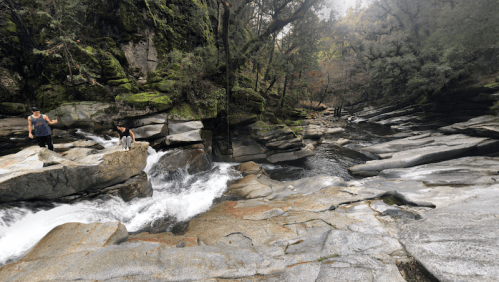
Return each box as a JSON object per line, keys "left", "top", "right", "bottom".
{"left": 0, "top": 142, "right": 149, "bottom": 203}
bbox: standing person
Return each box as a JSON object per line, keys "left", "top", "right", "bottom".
{"left": 116, "top": 122, "right": 136, "bottom": 151}
{"left": 28, "top": 107, "right": 58, "bottom": 151}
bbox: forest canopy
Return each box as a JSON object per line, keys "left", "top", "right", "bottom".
{"left": 1, "top": 0, "right": 498, "bottom": 115}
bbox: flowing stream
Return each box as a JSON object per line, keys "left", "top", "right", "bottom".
{"left": 0, "top": 135, "right": 240, "bottom": 266}
{"left": 0, "top": 122, "right": 390, "bottom": 266}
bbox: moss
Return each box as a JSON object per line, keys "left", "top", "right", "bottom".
{"left": 119, "top": 2, "right": 141, "bottom": 34}
{"left": 0, "top": 102, "right": 26, "bottom": 115}
{"left": 6, "top": 19, "right": 17, "bottom": 33}
{"left": 232, "top": 86, "right": 265, "bottom": 113}
{"left": 118, "top": 83, "right": 139, "bottom": 93}
{"left": 36, "top": 84, "right": 70, "bottom": 111}
{"left": 228, "top": 113, "right": 258, "bottom": 125}
{"left": 108, "top": 78, "right": 129, "bottom": 86}
{"left": 485, "top": 82, "right": 499, "bottom": 88}
{"left": 152, "top": 80, "right": 176, "bottom": 92}
{"left": 168, "top": 103, "right": 205, "bottom": 120}
{"left": 121, "top": 92, "right": 173, "bottom": 111}
{"left": 100, "top": 53, "right": 126, "bottom": 80}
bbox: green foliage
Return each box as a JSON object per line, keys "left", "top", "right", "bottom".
{"left": 328, "top": 0, "right": 499, "bottom": 103}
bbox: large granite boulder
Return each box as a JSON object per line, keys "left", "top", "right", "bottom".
{"left": 149, "top": 147, "right": 212, "bottom": 180}
{"left": 47, "top": 102, "right": 115, "bottom": 130}
{"left": 59, "top": 172, "right": 153, "bottom": 203}
{"left": 0, "top": 142, "right": 149, "bottom": 203}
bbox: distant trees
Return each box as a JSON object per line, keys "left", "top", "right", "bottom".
{"left": 321, "top": 0, "right": 499, "bottom": 104}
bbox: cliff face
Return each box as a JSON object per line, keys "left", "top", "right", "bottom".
{"left": 0, "top": 0, "right": 221, "bottom": 114}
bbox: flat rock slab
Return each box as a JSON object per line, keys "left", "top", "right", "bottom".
{"left": 378, "top": 156, "right": 499, "bottom": 186}
{"left": 131, "top": 124, "right": 168, "bottom": 139}
{"left": 349, "top": 134, "right": 499, "bottom": 176}
{"left": 168, "top": 121, "right": 203, "bottom": 135}
{"left": 267, "top": 148, "right": 314, "bottom": 163}
{"left": 440, "top": 115, "right": 499, "bottom": 138}
{"left": 0, "top": 118, "right": 27, "bottom": 137}
{"left": 162, "top": 129, "right": 202, "bottom": 146}
{"left": 398, "top": 186, "right": 499, "bottom": 282}
{"left": 0, "top": 142, "right": 149, "bottom": 202}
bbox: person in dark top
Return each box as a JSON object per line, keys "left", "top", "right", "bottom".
{"left": 116, "top": 122, "right": 136, "bottom": 151}
{"left": 28, "top": 107, "right": 58, "bottom": 151}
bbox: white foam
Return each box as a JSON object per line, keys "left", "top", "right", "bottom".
{"left": 0, "top": 143, "right": 238, "bottom": 266}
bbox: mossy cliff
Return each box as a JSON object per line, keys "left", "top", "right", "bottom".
{"left": 0, "top": 0, "right": 220, "bottom": 115}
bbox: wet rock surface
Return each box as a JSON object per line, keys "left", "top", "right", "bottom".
{"left": 149, "top": 147, "right": 212, "bottom": 180}
{"left": 0, "top": 142, "right": 149, "bottom": 203}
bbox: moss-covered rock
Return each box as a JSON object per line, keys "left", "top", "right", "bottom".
{"left": 0, "top": 102, "right": 26, "bottom": 115}
{"left": 108, "top": 78, "right": 130, "bottom": 86}
{"left": 119, "top": 92, "right": 173, "bottom": 111}
{"left": 152, "top": 80, "right": 176, "bottom": 93}
{"left": 232, "top": 86, "right": 265, "bottom": 113}
{"left": 36, "top": 85, "right": 70, "bottom": 112}
{"left": 100, "top": 53, "right": 127, "bottom": 81}
{"left": 167, "top": 103, "right": 217, "bottom": 121}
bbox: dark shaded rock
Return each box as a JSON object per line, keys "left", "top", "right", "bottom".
{"left": 150, "top": 148, "right": 212, "bottom": 180}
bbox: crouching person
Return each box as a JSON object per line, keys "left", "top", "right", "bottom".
{"left": 116, "top": 122, "right": 136, "bottom": 151}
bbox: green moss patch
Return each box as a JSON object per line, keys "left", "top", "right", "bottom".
{"left": 152, "top": 80, "right": 176, "bottom": 93}
{"left": 0, "top": 102, "right": 26, "bottom": 115}
{"left": 121, "top": 92, "right": 173, "bottom": 111}
{"left": 485, "top": 82, "right": 499, "bottom": 89}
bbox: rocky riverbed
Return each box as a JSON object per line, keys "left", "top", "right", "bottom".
{"left": 1, "top": 103, "right": 499, "bottom": 281}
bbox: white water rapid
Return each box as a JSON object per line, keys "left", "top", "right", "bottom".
{"left": 0, "top": 132, "right": 240, "bottom": 266}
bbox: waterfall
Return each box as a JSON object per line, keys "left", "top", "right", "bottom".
{"left": 0, "top": 131, "right": 240, "bottom": 266}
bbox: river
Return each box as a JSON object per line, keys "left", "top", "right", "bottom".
{"left": 0, "top": 122, "right": 391, "bottom": 266}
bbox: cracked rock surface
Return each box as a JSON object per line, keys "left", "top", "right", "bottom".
{"left": 0, "top": 142, "right": 149, "bottom": 202}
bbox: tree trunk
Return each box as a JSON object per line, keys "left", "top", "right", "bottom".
{"left": 264, "top": 32, "right": 276, "bottom": 81}
{"left": 280, "top": 74, "right": 288, "bottom": 108}
{"left": 266, "top": 77, "right": 277, "bottom": 94}
{"left": 219, "top": 0, "right": 230, "bottom": 100}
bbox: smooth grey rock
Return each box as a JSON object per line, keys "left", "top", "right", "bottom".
{"left": 350, "top": 134, "right": 497, "bottom": 176}
{"left": 162, "top": 130, "right": 202, "bottom": 145}
{"left": 316, "top": 255, "right": 406, "bottom": 282}
{"left": 323, "top": 127, "right": 345, "bottom": 135}
{"left": 268, "top": 175, "right": 347, "bottom": 200}
{"left": 399, "top": 186, "right": 499, "bottom": 282}
{"left": 122, "top": 33, "right": 158, "bottom": 78}
{"left": 60, "top": 147, "right": 98, "bottom": 161}
{"left": 124, "top": 113, "right": 167, "bottom": 128}
{"left": 440, "top": 115, "right": 499, "bottom": 138}
{"left": 132, "top": 124, "right": 168, "bottom": 139}
{"left": 149, "top": 148, "right": 212, "bottom": 180}
{"left": 267, "top": 148, "right": 314, "bottom": 163}
{"left": 0, "top": 142, "right": 149, "bottom": 203}
{"left": 232, "top": 140, "right": 266, "bottom": 158}
{"left": 168, "top": 121, "right": 203, "bottom": 135}
{"left": 47, "top": 102, "right": 114, "bottom": 129}
{"left": 265, "top": 138, "right": 303, "bottom": 150}
{"left": 303, "top": 125, "right": 324, "bottom": 139}
{"left": 379, "top": 156, "right": 499, "bottom": 186}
